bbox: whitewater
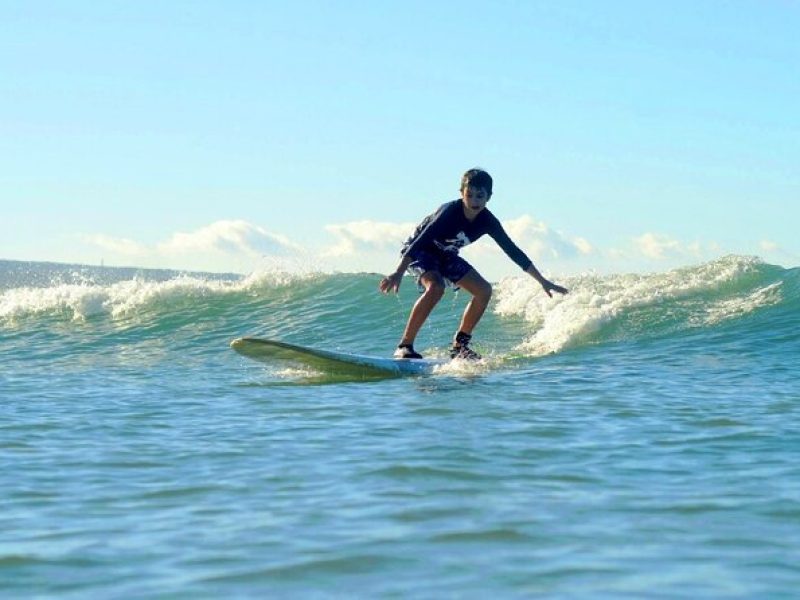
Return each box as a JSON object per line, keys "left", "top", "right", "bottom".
{"left": 1, "top": 256, "right": 799, "bottom": 597}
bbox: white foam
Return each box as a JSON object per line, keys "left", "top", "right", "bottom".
{"left": 433, "top": 357, "right": 492, "bottom": 377}
{"left": 703, "top": 282, "right": 782, "bottom": 326}
{"left": 494, "top": 256, "right": 764, "bottom": 356}
{"left": 0, "top": 268, "right": 319, "bottom": 322}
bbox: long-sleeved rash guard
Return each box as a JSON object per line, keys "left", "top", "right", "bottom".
{"left": 401, "top": 199, "right": 533, "bottom": 271}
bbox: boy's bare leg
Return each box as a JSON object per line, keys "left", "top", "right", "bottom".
{"left": 453, "top": 269, "right": 492, "bottom": 337}
{"left": 399, "top": 271, "right": 445, "bottom": 346}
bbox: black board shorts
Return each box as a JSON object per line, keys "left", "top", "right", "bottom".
{"left": 406, "top": 250, "right": 473, "bottom": 291}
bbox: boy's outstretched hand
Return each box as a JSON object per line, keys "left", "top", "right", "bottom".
{"left": 525, "top": 264, "right": 567, "bottom": 298}
{"left": 379, "top": 272, "right": 403, "bottom": 294}
{"left": 541, "top": 279, "right": 568, "bottom": 298}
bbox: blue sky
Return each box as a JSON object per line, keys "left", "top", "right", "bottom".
{"left": 2, "top": 1, "right": 798, "bottom": 279}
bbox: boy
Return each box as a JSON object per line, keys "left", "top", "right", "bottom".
{"left": 378, "top": 168, "right": 568, "bottom": 360}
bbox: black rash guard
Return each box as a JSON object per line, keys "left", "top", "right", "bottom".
{"left": 401, "top": 200, "right": 533, "bottom": 271}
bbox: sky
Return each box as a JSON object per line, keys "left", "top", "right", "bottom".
{"left": 2, "top": 1, "right": 798, "bottom": 280}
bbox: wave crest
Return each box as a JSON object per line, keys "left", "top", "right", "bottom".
{"left": 0, "top": 268, "right": 319, "bottom": 322}
{"left": 494, "top": 256, "right": 781, "bottom": 355}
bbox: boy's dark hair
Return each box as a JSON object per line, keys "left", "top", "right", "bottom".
{"left": 461, "top": 168, "right": 493, "bottom": 196}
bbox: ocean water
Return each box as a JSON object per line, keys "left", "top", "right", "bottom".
{"left": 1, "top": 255, "right": 799, "bottom": 598}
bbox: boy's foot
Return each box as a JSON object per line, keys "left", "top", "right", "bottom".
{"left": 450, "top": 345, "right": 481, "bottom": 360}
{"left": 394, "top": 344, "right": 423, "bottom": 359}
{"left": 450, "top": 331, "right": 481, "bottom": 360}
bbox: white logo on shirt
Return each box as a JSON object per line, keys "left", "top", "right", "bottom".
{"left": 436, "top": 231, "right": 471, "bottom": 253}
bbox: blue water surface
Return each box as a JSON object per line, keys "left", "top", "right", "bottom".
{"left": 1, "top": 258, "right": 799, "bottom": 598}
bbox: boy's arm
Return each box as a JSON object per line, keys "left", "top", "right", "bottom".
{"left": 379, "top": 255, "right": 413, "bottom": 294}
{"left": 526, "top": 263, "right": 568, "bottom": 297}
{"left": 488, "top": 215, "right": 568, "bottom": 297}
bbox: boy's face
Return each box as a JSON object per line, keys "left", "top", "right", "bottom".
{"left": 461, "top": 185, "right": 490, "bottom": 213}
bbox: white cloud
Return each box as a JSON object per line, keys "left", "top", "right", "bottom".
{"left": 81, "top": 220, "right": 303, "bottom": 272}
{"left": 322, "top": 221, "right": 414, "bottom": 257}
{"left": 573, "top": 237, "right": 593, "bottom": 255}
{"left": 475, "top": 214, "right": 593, "bottom": 260}
{"left": 760, "top": 240, "right": 779, "bottom": 252}
{"left": 632, "top": 232, "right": 703, "bottom": 260}
{"left": 83, "top": 220, "right": 300, "bottom": 260}
{"left": 158, "top": 220, "right": 302, "bottom": 257}
{"left": 81, "top": 234, "right": 149, "bottom": 257}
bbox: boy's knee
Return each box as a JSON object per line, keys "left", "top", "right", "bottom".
{"left": 428, "top": 281, "right": 446, "bottom": 298}
{"left": 423, "top": 276, "right": 446, "bottom": 298}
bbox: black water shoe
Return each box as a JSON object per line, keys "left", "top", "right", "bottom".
{"left": 450, "top": 331, "right": 481, "bottom": 360}
{"left": 394, "top": 344, "right": 423, "bottom": 359}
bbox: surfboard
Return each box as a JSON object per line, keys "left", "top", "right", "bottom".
{"left": 230, "top": 337, "right": 450, "bottom": 377}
